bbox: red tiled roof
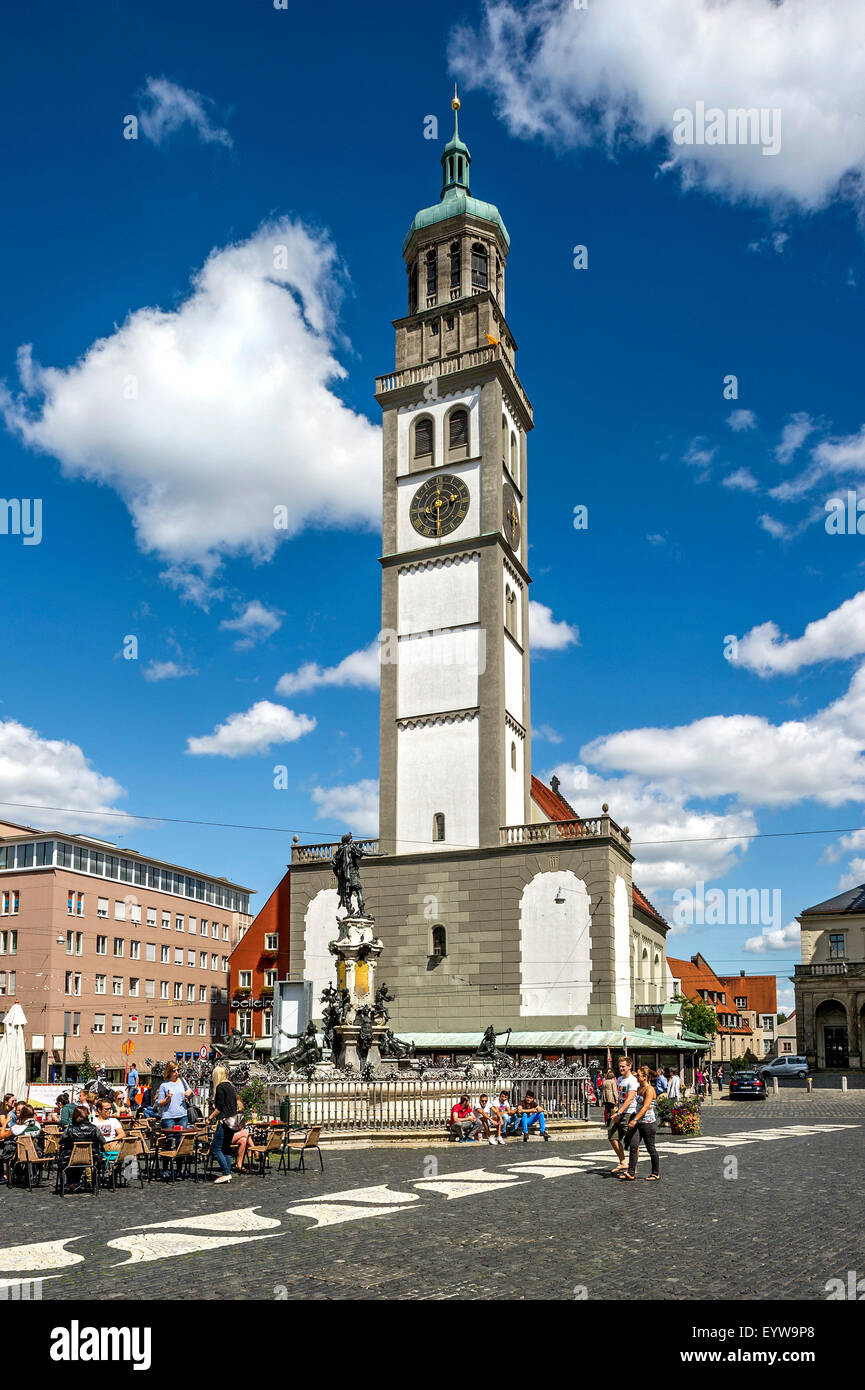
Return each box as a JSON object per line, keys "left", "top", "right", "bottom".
{"left": 718, "top": 973, "right": 778, "bottom": 1016}
{"left": 667, "top": 954, "right": 752, "bottom": 1033}
{"left": 530, "top": 775, "right": 578, "bottom": 822}
{"left": 632, "top": 885, "right": 668, "bottom": 930}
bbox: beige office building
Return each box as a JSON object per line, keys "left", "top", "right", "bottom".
{"left": 0, "top": 819, "right": 253, "bottom": 1081}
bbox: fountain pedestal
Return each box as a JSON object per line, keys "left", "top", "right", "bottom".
{"left": 329, "top": 915, "right": 388, "bottom": 1072}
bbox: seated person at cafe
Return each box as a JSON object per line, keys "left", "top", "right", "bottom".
{"left": 58, "top": 1106, "right": 105, "bottom": 1192}
{"left": 93, "top": 1099, "right": 125, "bottom": 1164}
{"left": 449, "top": 1095, "right": 482, "bottom": 1142}
{"left": 517, "top": 1090, "right": 549, "bottom": 1141}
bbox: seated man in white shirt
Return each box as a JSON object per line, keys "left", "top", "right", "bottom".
{"left": 473, "top": 1094, "right": 503, "bottom": 1145}
{"left": 93, "top": 1098, "right": 125, "bottom": 1161}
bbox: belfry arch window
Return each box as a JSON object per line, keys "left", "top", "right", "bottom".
{"left": 510, "top": 432, "right": 519, "bottom": 486}
{"left": 505, "top": 585, "right": 517, "bottom": 638}
{"left": 471, "top": 242, "right": 488, "bottom": 291}
{"left": 413, "top": 416, "right": 434, "bottom": 466}
{"left": 501, "top": 416, "right": 508, "bottom": 468}
{"left": 449, "top": 241, "right": 461, "bottom": 294}
{"left": 432, "top": 925, "right": 447, "bottom": 957}
{"left": 408, "top": 261, "right": 418, "bottom": 315}
{"left": 446, "top": 407, "right": 468, "bottom": 462}
{"left": 511, "top": 741, "right": 517, "bottom": 771}
{"left": 433, "top": 812, "right": 446, "bottom": 842}
{"left": 426, "top": 249, "right": 438, "bottom": 300}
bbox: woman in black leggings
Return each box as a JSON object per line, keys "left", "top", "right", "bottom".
{"left": 618, "top": 1066, "right": 660, "bottom": 1182}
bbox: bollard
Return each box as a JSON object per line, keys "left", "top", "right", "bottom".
{"left": 773, "top": 1077, "right": 779, "bottom": 1096}
{"left": 807, "top": 1077, "right": 812, "bottom": 1093}
{"left": 841, "top": 1076, "right": 848, "bottom": 1092}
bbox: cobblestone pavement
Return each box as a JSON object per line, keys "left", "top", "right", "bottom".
{"left": 3, "top": 1100, "right": 863, "bottom": 1302}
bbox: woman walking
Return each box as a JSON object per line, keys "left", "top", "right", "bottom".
{"left": 600, "top": 1069, "right": 618, "bottom": 1126}
{"left": 618, "top": 1066, "right": 660, "bottom": 1182}
{"left": 207, "top": 1064, "right": 238, "bottom": 1185}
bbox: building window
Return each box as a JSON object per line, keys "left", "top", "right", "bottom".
{"left": 262, "top": 1009, "right": 273, "bottom": 1036}
{"left": 160, "top": 981, "right": 169, "bottom": 999}
{"left": 146, "top": 943, "right": 156, "bottom": 962}
{"left": 96, "top": 936, "right": 107, "bottom": 955}
{"left": 173, "top": 982, "right": 182, "bottom": 1001}
{"left": 471, "top": 242, "right": 488, "bottom": 290}
{"left": 829, "top": 933, "right": 845, "bottom": 959}
{"left": 432, "top": 925, "right": 447, "bottom": 957}
{"left": 145, "top": 979, "right": 155, "bottom": 998}
{"left": 505, "top": 585, "right": 517, "bottom": 638}
{"left": 129, "top": 978, "right": 139, "bottom": 997}
{"left": 239, "top": 971, "right": 252, "bottom": 988}
{"left": 264, "top": 969, "right": 277, "bottom": 987}
{"left": 265, "top": 933, "right": 278, "bottom": 951}
{"left": 433, "top": 812, "right": 446, "bottom": 842}
{"left": 97, "top": 898, "right": 108, "bottom": 919}
{"left": 111, "top": 1015, "right": 122, "bottom": 1034}
{"left": 160, "top": 946, "right": 169, "bottom": 964}
{"left": 146, "top": 907, "right": 156, "bottom": 927}
{"left": 129, "top": 1017, "right": 138, "bottom": 1035}
{"left": 175, "top": 916, "right": 184, "bottom": 932}
{"left": 130, "top": 904, "right": 141, "bottom": 924}
{"left": 161, "top": 913, "right": 171, "bottom": 931}
{"left": 112, "top": 977, "right": 122, "bottom": 996}
{"left": 413, "top": 416, "right": 433, "bottom": 464}
{"left": 238, "top": 1014, "right": 252, "bottom": 1038}
{"left": 425, "top": 248, "right": 437, "bottom": 299}
{"left": 130, "top": 940, "right": 140, "bottom": 960}
{"left": 114, "top": 900, "right": 126, "bottom": 921}
{"left": 408, "top": 260, "right": 418, "bottom": 314}
{"left": 449, "top": 241, "right": 460, "bottom": 292}
{"left": 510, "top": 741, "right": 517, "bottom": 771}
{"left": 95, "top": 974, "right": 106, "bottom": 995}
{"left": 113, "top": 938, "right": 124, "bottom": 957}
{"left": 447, "top": 407, "right": 468, "bottom": 459}
{"left": 174, "top": 948, "right": 183, "bottom": 966}
{"left": 0, "top": 932, "right": 15, "bottom": 956}
{"left": 510, "top": 432, "right": 518, "bottom": 484}
{"left": 1, "top": 892, "right": 19, "bottom": 916}
{"left": 158, "top": 1017, "right": 167, "bottom": 1035}
{"left": 211, "top": 954, "right": 218, "bottom": 971}
{"left": 144, "top": 1016, "right": 154, "bottom": 1034}
{"left": 172, "top": 1018, "right": 182, "bottom": 1036}
{"left": 93, "top": 1014, "right": 105, "bottom": 1034}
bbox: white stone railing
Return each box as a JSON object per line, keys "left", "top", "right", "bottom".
{"left": 376, "top": 343, "right": 532, "bottom": 421}
{"left": 291, "top": 838, "right": 380, "bottom": 865}
{"left": 500, "top": 817, "right": 630, "bottom": 848}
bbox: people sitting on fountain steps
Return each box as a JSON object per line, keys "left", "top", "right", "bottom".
{"left": 449, "top": 1096, "right": 482, "bottom": 1142}
{"left": 473, "top": 1094, "right": 504, "bottom": 1145}
{"left": 494, "top": 1091, "right": 519, "bottom": 1140}
{"left": 517, "top": 1090, "right": 549, "bottom": 1142}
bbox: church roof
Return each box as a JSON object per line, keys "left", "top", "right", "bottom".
{"left": 403, "top": 91, "right": 510, "bottom": 253}
{"left": 632, "top": 885, "right": 668, "bottom": 931}
{"left": 800, "top": 882, "right": 865, "bottom": 916}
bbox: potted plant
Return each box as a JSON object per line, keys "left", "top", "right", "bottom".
{"left": 656, "top": 1093, "right": 676, "bottom": 1128}
{"left": 669, "top": 1095, "right": 702, "bottom": 1137}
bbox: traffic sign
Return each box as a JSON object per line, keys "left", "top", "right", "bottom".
{"left": 198, "top": 1045, "right": 208, "bottom": 1059}
{"left": 122, "top": 1040, "right": 135, "bottom": 1055}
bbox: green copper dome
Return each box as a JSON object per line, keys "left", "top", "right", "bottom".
{"left": 403, "top": 91, "right": 510, "bottom": 253}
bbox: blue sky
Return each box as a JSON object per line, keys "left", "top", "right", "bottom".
{"left": 4, "top": 0, "right": 865, "bottom": 1010}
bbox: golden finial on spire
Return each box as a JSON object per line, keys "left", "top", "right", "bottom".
{"left": 452, "top": 82, "right": 460, "bottom": 112}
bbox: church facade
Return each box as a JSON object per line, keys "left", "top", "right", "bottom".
{"left": 288, "top": 97, "right": 670, "bottom": 1047}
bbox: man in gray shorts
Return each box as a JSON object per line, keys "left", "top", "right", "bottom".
{"left": 607, "top": 1056, "right": 639, "bottom": 1173}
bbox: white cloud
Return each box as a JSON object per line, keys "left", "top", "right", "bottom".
{"left": 529, "top": 600, "right": 579, "bottom": 651}
{"left": 722, "top": 467, "right": 758, "bottom": 492}
{"left": 839, "top": 856, "right": 865, "bottom": 889}
{"left": 646, "top": 533, "right": 667, "bottom": 547}
{"left": 683, "top": 438, "right": 717, "bottom": 477}
{"left": 758, "top": 513, "right": 792, "bottom": 540}
{"left": 186, "top": 701, "right": 315, "bottom": 757}
{"left": 0, "top": 220, "right": 381, "bottom": 598}
{"left": 727, "top": 409, "right": 757, "bottom": 433}
{"left": 451, "top": 0, "right": 865, "bottom": 216}
{"left": 553, "top": 762, "right": 756, "bottom": 901}
{"left": 775, "top": 412, "right": 815, "bottom": 464}
{"left": 311, "top": 779, "right": 379, "bottom": 836}
{"left": 276, "top": 640, "right": 381, "bottom": 696}
{"left": 0, "top": 719, "right": 128, "bottom": 833}
{"left": 583, "top": 661, "right": 865, "bottom": 809}
{"left": 746, "top": 230, "right": 789, "bottom": 255}
{"left": 773, "top": 423, "right": 865, "bottom": 500}
{"left": 733, "top": 590, "right": 865, "bottom": 676}
{"left": 534, "top": 723, "right": 563, "bottom": 744}
{"left": 138, "top": 76, "right": 232, "bottom": 148}
{"left": 743, "top": 921, "right": 801, "bottom": 953}
{"left": 142, "top": 659, "right": 197, "bottom": 682}
{"left": 219, "top": 600, "right": 283, "bottom": 650}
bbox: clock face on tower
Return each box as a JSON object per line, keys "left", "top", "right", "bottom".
{"left": 502, "top": 483, "right": 521, "bottom": 551}
{"left": 409, "top": 473, "right": 470, "bottom": 539}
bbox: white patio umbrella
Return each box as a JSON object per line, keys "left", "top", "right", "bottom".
{"left": 0, "top": 1003, "right": 27, "bottom": 1098}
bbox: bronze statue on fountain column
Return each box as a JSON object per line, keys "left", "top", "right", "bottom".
{"left": 331, "top": 832, "right": 373, "bottom": 916}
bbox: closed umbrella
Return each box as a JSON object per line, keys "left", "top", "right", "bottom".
{"left": 0, "top": 1003, "right": 27, "bottom": 1098}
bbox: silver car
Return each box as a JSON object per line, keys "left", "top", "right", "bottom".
{"left": 759, "top": 1054, "right": 809, "bottom": 1080}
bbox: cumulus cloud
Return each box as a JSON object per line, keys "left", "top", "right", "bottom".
{"left": 683, "top": 438, "right": 717, "bottom": 478}
{"left": 276, "top": 640, "right": 381, "bottom": 696}
{"left": 727, "top": 409, "right": 757, "bottom": 433}
{"left": 219, "top": 600, "right": 283, "bottom": 650}
{"left": 583, "top": 661, "right": 865, "bottom": 809}
{"left": 529, "top": 600, "right": 579, "bottom": 651}
{"left": 186, "top": 701, "right": 315, "bottom": 757}
{"left": 137, "top": 77, "right": 233, "bottom": 148}
{"left": 775, "top": 412, "right": 815, "bottom": 464}
{"left": 0, "top": 719, "right": 128, "bottom": 832}
{"left": 772, "top": 423, "right": 865, "bottom": 501}
{"left": 311, "top": 779, "right": 379, "bottom": 835}
{"left": 743, "top": 921, "right": 801, "bottom": 953}
{"left": 722, "top": 467, "right": 758, "bottom": 492}
{"left": 732, "top": 591, "right": 865, "bottom": 676}
{"left": 142, "top": 659, "right": 197, "bottom": 682}
{"left": 552, "top": 762, "right": 756, "bottom": 901}
{"left": 0, "top": 220, "right": 381, "bottom": 598}
{"left": 451, "top": 0, "right": 865, "bottom": 216}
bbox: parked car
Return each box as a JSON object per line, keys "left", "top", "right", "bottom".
{"left": 758, "top": 1055, "right": 809, "bottom": 1081}
{"left": 729, "top": 1070, "right": 766, "bottom": 1100}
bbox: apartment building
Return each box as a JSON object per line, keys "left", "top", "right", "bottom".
{"left": 667, "top": 953, "right": 756, "bottom": 1064}
{"left": 0, "top": 819, "right": 254, "bottom": 1080}
{"left": 719, "top": 969, "right": 778, "bottom": 1058}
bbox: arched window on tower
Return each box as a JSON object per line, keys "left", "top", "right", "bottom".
{"left": 408, "top": 261, "right": 418, "bottom": 315}
{"left": 447, "top": 407, "right": 468, "bottom": 462}
{"left": 511, "top": 741, "right": 517, "bottom": 771}
{"left": 471, "top": 242, "right": 488, "bottom": 291}
{"left": 432, "top": 924, "right": 447, "bottom": 957}
{"left": 449, "top": 241, "right": 461, "bottom": 295}
{"left": 413, "top": 417, "right": 433, "bottom": 467}
{"left": 510, "top": 432, "right": 519, "bottom": 487}
{"left": 501, "top": 416, "right": 508, "bottom": 468}
{"left": 426, "top": 248, "right": 438, "bottom": 301}
{"left": 505, "top": 585, "right": 517, "bottom": 639}
{"left": 433, "top": 812, "right": 446, "bottom": 842}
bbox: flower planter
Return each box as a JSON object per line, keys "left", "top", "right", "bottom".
{"left": 670, "top": 1114, "right": 702, "bottom": 1137}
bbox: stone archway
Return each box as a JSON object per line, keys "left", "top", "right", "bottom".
{"left": 815, "top": 998, "right": 849, "bottom": 1069}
